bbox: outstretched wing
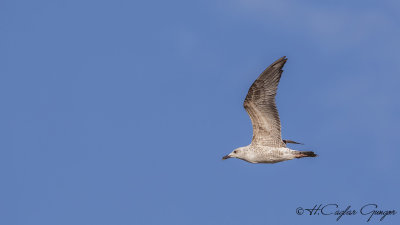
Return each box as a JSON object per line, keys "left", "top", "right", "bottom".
{"left": 244, "top": 56, "right": 287, "bottom": 147}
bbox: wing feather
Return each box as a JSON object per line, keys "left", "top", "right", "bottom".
{"left": 244, "top": 56, "right": 287, "bottom": 147}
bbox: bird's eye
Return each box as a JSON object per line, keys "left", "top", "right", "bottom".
{"left": 234, "top": 150, "right": 237, "bottom": 154}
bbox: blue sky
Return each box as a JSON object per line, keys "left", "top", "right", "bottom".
{"left": 2, "top": 0, "right": 400, "bottom": 224}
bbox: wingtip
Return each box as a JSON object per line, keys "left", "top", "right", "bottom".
{"left": 277, "top": 56, "right": 287, "bottom": 62}
{"left": 271, "top": 56, "right": 287, "bottom": 68}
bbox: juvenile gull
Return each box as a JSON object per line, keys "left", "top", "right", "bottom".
{"left": 222, "top": 56, "right": 317, "bottom": 164}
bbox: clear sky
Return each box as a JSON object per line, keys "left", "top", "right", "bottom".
{"left": 2, "top": 0, "right": 400, "bottom": 224}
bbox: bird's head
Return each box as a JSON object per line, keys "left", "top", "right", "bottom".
{"left": 222, "top": 147, "right": 247, "bottom": 160}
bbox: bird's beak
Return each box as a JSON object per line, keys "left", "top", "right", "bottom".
{"left": 222, "top": 154, "right": 231, "bottom": 160}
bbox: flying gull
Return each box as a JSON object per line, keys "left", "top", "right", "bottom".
{"left": 222, "top": 56, "right": 317, "bottom": 164}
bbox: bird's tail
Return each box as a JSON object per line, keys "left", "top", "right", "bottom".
{"left": 295, "top": 151, "right": 318, "bottom": 158}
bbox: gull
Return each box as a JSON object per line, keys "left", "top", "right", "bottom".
{"left": 222, "top": 56, "right": 317, "bottom": 164}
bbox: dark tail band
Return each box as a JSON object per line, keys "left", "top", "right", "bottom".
{"left": 296, "top": 151, "right": 318, "bottom": 158}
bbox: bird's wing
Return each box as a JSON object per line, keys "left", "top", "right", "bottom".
{"left": 244, "top": 56, "right": 287, "bottom": 147}
{"left": 283, "top": 139, "right": 303, "bottom": 145}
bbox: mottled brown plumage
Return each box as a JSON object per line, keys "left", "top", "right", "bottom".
{"left": 244, "top": 56, "right": 287, "bottom": 147}
{"left": 222, "top": 56, "right": 317, "bottom": 164}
